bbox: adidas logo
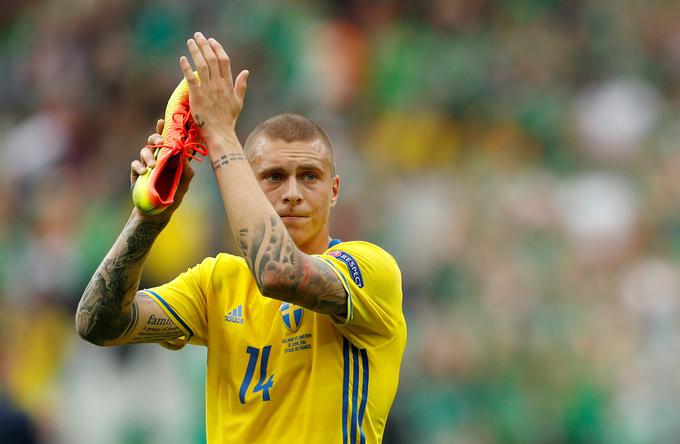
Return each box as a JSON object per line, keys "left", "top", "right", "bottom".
{"left": 225, "top": 305, "right": 245, "bottom": 324}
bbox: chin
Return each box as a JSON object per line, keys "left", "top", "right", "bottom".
{"left": 283, "top": 224, "right": 303, "bottom": 244}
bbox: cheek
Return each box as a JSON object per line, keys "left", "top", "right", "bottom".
{"left": 308, "top": 188, "right": 332, "bottom": 217}
{"left": 261, "top": 185, "right": 281, "bottom": 204}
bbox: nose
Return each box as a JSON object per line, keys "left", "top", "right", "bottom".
{"left": 282, "top": 177, "right": 303, "bottom": 205}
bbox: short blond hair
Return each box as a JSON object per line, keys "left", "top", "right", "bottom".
{"left": 243, "top": 113, "right": 336, "bottom": 176}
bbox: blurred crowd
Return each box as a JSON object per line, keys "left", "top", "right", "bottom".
{"left": 3, "top": 0, "right": 680, "bottom": 443}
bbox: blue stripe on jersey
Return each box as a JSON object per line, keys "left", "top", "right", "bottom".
{"left": 358, "top": 349, "right": 369, "bottom": 444}
{"left": 342, "top": 337, "right": 350, "bottom": 444}
{"left": 144, "top": 290, "right": 194, "bottom": 339}
{"left": 322, "top": 258, "right": 354, "bottom": 322}
{"left": 328, "top": 238, "right": 343, "bottom": 248}
{"left": 351, "top": 345, "right": 360, "bottom": 444}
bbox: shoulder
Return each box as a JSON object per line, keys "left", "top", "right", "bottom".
{"left": 323, "top": 240, "right": 401, "bottom": 287}
{"left": 184, "top": 253, "right": 249, "bottom": 281}
{"left": 214, "top": 252, "right": 248, "bottom": 268}
{"left": 326, "top": 241, "right": 399, "bottom": 269}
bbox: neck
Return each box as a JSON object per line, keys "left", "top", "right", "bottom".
{"left": 297, "top": 230, "right": 331, "bottom": 255}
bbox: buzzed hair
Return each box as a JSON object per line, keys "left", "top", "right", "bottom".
{"left": 243, "top": 113, "right": 337, "bottom": 176}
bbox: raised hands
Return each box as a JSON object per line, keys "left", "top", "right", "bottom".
{"left": 180, "top": 32, "right": 249, "bottom": 145}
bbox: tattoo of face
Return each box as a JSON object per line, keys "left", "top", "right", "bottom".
{"left": 77, "top": 220, "right": 167, "bottom": 344}
{"left": 212, "top": 153, "right": 246, "bottom": 171}
{"left": 238, "top": 215, "right": 347, "bottom": 315}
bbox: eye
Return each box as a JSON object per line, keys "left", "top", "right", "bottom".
{"left": 266, "top": 172, "right": 284, "bottom": 182}
{"left": 302, "top": 172, "right": 318, "bottom": 181}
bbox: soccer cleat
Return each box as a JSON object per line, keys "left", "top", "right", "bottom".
{"left": 132, "top": 74, "right": 207, "bottom": 215}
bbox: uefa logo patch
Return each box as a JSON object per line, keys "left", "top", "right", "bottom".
{"left": 280, "top": 302, "right": 304, "bottom": 332}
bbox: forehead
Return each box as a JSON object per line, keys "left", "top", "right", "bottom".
{"left": 249, "top": 137, "right": 332, "bottom": 172}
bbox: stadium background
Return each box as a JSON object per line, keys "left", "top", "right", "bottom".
{"left": 2, "top": 0, "right": 680, "bottom": 443}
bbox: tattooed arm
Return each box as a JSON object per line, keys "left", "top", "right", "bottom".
{"left": 75, "top": 212, "right": 183, "bottom": 346}
{"left": 178, "top": 34, "right": 347, "bottom": 316}
{"left": 76, "top": 120, "right": 194, "bottom": 346}
{"left": 237, "top": 215, "right": 347, "bottom": 315}
{"left": 211, "top": 154, "right": 348, "bottom": 315}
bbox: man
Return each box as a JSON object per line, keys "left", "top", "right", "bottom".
{"left": 76, "top": 32, "right": 406, "bottom": 443}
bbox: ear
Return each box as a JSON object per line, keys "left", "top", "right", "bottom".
{"left": 330, "top": 175, "right": 340, "bottom": 208}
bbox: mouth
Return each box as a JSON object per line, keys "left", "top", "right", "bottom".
{"left": 280, "top": 215, "right": 308, "bottom": 222}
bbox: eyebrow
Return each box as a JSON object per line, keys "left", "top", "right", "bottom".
{"left": 298, "top": 163, "right": 324, "bottom": 172}
{"left": 257, "top": 163, "right": 325, "bottom": 176}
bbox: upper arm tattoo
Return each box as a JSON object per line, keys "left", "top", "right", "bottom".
{"left": 119, "top": 292, "right": 184, "bottom": 345}
{"left": 237, "top": 215, "right": 347, "bottom": 315}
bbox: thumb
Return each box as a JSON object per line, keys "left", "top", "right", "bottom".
{"left": 234, "top": 70, "right": 249, "bottom": 103}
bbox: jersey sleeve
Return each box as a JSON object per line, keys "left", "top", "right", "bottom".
{"left": 317, "top": 241, "right": 405, "bottom": 349}
{"left": 142, "top": 256, "right": 217, "bottom": 349}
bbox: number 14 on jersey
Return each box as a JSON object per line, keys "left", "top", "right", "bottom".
{"left": 239, "top": 345, "right": 275, "bottom": 404}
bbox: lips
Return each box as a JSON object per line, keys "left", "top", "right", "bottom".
{"left": 279, "top": 214, "right": 308, "bottom": 223}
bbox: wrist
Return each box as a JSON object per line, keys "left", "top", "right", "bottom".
{"left": 130, "top": 207, "right": 172, "bottom": 228}
{"left": 204, "top": 130, "right": 242, "bottom": 156}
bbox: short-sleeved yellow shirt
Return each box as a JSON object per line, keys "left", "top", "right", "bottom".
{"left": 143, "top": 240, "right": 407, "bottom": 444}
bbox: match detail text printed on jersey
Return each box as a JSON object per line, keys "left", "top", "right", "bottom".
{"left": 328, "top": 250, "right": 364, "bottom": 287}
{"left": 281, "top": 333, "right": 312, "bottom": 354}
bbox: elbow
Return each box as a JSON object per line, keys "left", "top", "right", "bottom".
{"left": 77, "top": 329, "right": 110, "bottom": 347}
{"left": 75, "top": 311, "right": 109, "bottom": 347}
{"left": 258, "top": 280, "right": 280, "bottom": 299}
{"left": 257, "top": 275, "right": 290, "bottom": 300}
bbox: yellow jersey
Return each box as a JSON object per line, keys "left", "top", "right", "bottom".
{"left": 143, "top": 240, "right": 407, "bottom": 444}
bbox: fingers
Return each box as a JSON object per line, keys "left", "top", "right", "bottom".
{"left": 131, "top": 160, "right": 147, "bottom": 177}
{"left": 140, "top": 147, "right": 156, "bottom": 168}
{"left": 187, "top": 37, "right": 210, "bottom": 81}
{"left": 156, "top": 119, "right": 164, "bottom": 135}
{"left": 193, "top": 32, "right": 221, "bottom": 82}
{"left": 234, "top": 70, "right": 249, "bottom": 103}
{"left": 131, "top": 147, "right": 156, "bottom": 176}
{"left": 208, "top": 38, "right": 233, "bottom": 84}
{"left": 180, "top": 55, "right": 200, "bottom": 93}
{"left": 147, "top": 133, "right": 163, "bottom": 146}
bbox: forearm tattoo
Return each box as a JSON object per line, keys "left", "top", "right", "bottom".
{"left": 212, "top": 153, "right": 246, "bottom": 171}
{"left": 237, "top": 215, "right": 347, "bottom": 315}
{"left": 76, "top": 219, "right": 167, "bottom": 344}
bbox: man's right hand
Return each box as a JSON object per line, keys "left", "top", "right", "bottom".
{"left": 130, "top": 118, "right": 196, "bottom": 221}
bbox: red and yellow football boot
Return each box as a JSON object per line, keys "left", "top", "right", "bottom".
{"left": 132, "top": 74, "right": 207, "bottom": 215}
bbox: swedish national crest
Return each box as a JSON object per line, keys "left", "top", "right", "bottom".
{"left": 279, "top": 302, "right": 304, "bottom": 332}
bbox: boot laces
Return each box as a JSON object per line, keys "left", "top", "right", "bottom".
{"left": 145, "top": 108, "right": 207, "bottom": 162}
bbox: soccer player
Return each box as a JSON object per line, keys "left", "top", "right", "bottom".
{"left": 76, "top": 32, "right": 406, "bottom": 443}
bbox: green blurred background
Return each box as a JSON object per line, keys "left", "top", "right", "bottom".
{"left": 2, "top": 0, "right": 680, "bottom": 442}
